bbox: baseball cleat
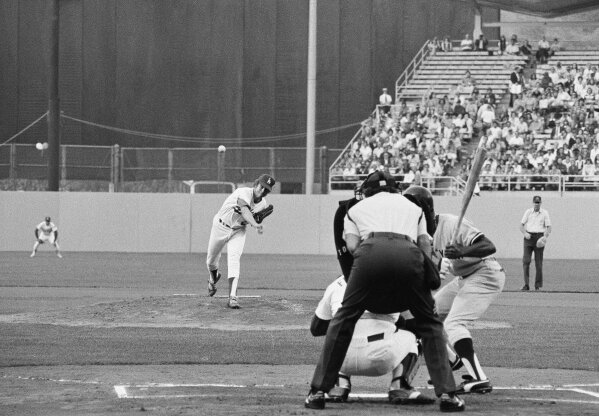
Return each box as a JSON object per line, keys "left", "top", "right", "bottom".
{"left": 521, "top": 285, "right": 529, "bottom": 291}
{"left": 327, "top": 374, "right": 351, "bottom": 402}
{"left": 439, "top": 393, "right": 465, "bottom": 412}
{"left": 455, "top": 375, "right": 493, "bottom": 394}
{"left": 30, "top": 252, "right": 36, "bottom": 258}
{"left": 388, "top": 388, "right": 435, "bottom": 404}
{"left": 57, "top": 253, "right": 63, "bottom": 258}
{"left": 207, "top": 272, "right": 221, "bottom": 297}
{"left": 305, "top": 389, "right": 326, "bottom": 409}
{"left": 227, "top": 296, "right": 240, "bottom": 309}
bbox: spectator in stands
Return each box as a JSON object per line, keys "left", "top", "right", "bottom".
{"left": 465, "top": 97, "right": 479, "bottom": 120}
{"left": 428, "top": 37, "right": 442, "bottom": 54}
{"left": 520, "top": 40, "right": 534, "bottom": 64}
{"left": 453, "top": 100, "right": 466, "bottom": 117}
{"left": 460, "top": 33, "right": 474, "bottom": 51}
{"left": 461, "top": 70, "right": 477, "bottom": 88}
{"left": 509, "top": 66, "right": 525, "bottom": 107}
{"left": 441, "top": 36, "right": 453, "bottom": 52}
{"left": 478, "top": 102, "right": 496, "bottom": 128}
{"left": 499, "top": 35, "right": 507, "bottom": 55}
{"left": 483, "top": 87, "right": 497, "bottom": 107}
{"left": 379, "top": 88, "right": 393, "bottom": 115}
{"left": 475, "top": 34, "right": 488, "bottom": 51}
{"left": 539, "top": 72, "right": 553, "bottom": 92}
{"left": 536, "top": 36, "right": 550, "bottom": 64}
{"left": 549, "top": 38, "right": 561, "bottom": 57}
{"left": 505, "top": 38, "right": 520, "bottom": 56}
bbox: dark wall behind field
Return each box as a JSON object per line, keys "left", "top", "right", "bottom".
{"left": 0, "top": 0, "right": 475, "bottom": 149}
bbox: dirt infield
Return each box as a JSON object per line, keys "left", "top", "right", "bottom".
{"left": 1, "top": 252, "right": 598, "bottom": 415}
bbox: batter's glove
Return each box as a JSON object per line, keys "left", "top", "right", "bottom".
{"left": 253, "top": 204, "right": 274, "bottom": 224}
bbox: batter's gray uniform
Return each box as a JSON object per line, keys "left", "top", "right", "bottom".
{"left": 433, "top": 213, "right": 505, "bottom": 392}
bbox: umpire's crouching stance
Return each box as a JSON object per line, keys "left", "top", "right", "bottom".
{"left": 305, "top": 171, "right": 464, "bottom": 412}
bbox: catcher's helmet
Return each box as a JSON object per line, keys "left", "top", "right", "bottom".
{"left": 360, "top": 170, "right": 399, "bottom": 198}
{"left": 404, "top": 185, "right": 436, "bottom": 235}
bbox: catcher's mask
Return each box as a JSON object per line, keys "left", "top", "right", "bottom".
{"left": 403, "top": 185, "right": 436, "bottom": 236}
{"left": 360, "top": 171, "right": 400, "bottom": 198}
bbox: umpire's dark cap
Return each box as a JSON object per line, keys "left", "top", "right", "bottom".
{"left": 257, "top": 174, "right": 276, "bottom": 191}
{"left": 533, "top": 195, "right": 542, "bottom": 203}
{"left": 361, "top": 171, "right": 399, "bottom": 197}
{"left": 45, "top": 216, "right": 51, "bottom": 222}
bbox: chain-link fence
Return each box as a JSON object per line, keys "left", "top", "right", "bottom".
{"left": 0, "top": 144, "right": 342, "bottom": 193}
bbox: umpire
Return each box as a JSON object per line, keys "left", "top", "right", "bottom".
{"left": 520, "top": 195, "right": 552, "bottom": 291}
{"left": 306, "top": 171, "right": 464, "bottom": 412}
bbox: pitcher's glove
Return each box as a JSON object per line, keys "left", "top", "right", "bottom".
{"left": 253, "top": 204, "right": 274, "bottom": 224}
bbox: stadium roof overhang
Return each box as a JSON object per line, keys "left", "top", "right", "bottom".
{"left": 465, "top": 0, "right": 599, "bottom": 17}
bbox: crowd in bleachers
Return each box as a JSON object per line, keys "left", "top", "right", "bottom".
{"left": 477, "top": 58, "right": 599, "bottom": 190}
{"left": 330, "top": 68, "right": 491, "bottom": 186}
{"left": 331, "top": 36, "right": 599, "bottom": 191}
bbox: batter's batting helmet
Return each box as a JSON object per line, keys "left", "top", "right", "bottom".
{"left": 404, "top": 185, "right": 437, "bottom": 235}
{"left": 360, "top": 171, "right": 399, "bottom": 198}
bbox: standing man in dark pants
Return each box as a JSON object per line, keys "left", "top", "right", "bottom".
{"left": 305, "top": 171, "right": 464, "bottom": 412}
{"left": 520, "top": 195, "right": 552, "bottom": 291}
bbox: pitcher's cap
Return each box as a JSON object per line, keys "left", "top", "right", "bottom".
{"left": 258, "top": 174, "right": 275, "bottom": 191}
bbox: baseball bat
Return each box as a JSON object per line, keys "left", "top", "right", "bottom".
{"left": 451, "top": 137, "right": 487, "bottom": 244}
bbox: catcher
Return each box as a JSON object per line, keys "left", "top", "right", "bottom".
{"left": 205, "top": 174, "right": 275, "bottom": 309}
{"left": 311, "top": 274, "right": 435, "bottom": 405}
{"left": 31, "top": 216, "right": 63, "bottom": 258}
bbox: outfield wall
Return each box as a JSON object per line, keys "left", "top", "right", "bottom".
{"left": 1, "top": 192, "right": 597, "bottom": 259}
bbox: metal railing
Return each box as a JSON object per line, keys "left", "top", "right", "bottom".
{"left": 395, "top": 40, "right": 432, "bottom": 102}
{"left": 478, "top": 174, "right": 599, "bottom": 194}
{"left": 329, "top": 174, "right": 464, "bottom": 195}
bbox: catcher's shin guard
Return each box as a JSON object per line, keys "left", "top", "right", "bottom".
{"left": 399, "top": 352, "right": 421, "bottom": 388}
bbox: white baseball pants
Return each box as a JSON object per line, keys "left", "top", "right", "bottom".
{"left": 206, "top": 216, "right": 246, "bottom": 279}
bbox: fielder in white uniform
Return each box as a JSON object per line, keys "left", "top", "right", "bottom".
{"left": 311, "top": 275, "right": 434, "bottom": 405}
{"left": 404, "top": 185, "right": 505, "bottom": 395}
{"left": 206, "top": 174, "right": 275, "bottom": 309}
{"left": 31, "top": 217, "right": 62, "bottom": 258}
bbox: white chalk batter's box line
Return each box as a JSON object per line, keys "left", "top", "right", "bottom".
{"left": 172, "top": 294, "right": 261, "bottom": 298}
{"left": 114, "top": 382, "right": 599, "bottom": 403}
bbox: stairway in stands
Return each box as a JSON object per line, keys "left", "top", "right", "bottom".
{"left": 397, "top": 50, "right": 528, "bottom": 107}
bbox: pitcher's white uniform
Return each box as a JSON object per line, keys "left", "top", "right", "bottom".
{"left": 316, "top": 275, "right": 418, "bottom": 377}
{"left": 206, "top": 187, "right": 269, "bottom": 281}
{"left": 432, "top": 214, "right": 505, "bottom": 346}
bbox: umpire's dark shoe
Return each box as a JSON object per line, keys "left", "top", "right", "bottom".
{"left": 440, "top": 393, "right": 465, "bottom": 412}
{"left": 520, "top": 285, "right": 529, "bottom": 291}
{"left": 305, "top": 389, "right": 325, "bottom": 409}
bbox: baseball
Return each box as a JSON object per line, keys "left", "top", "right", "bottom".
{"left": 218, "top": 145, "right": 226, "bottom": 153}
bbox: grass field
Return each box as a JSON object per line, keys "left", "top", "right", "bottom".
{"left": 0, "top": 252, "right": 598, "bottom": 415}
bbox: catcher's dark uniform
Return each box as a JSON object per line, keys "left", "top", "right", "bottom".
{"left": 311, "top": 190, "right": 456, "bottom": 397}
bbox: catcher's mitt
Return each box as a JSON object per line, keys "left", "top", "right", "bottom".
{"left": 536, "top": 236, "right": 547, "bottom": 248}
{"left": 253, "top": 204, "right": 274, "bottom": 224}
